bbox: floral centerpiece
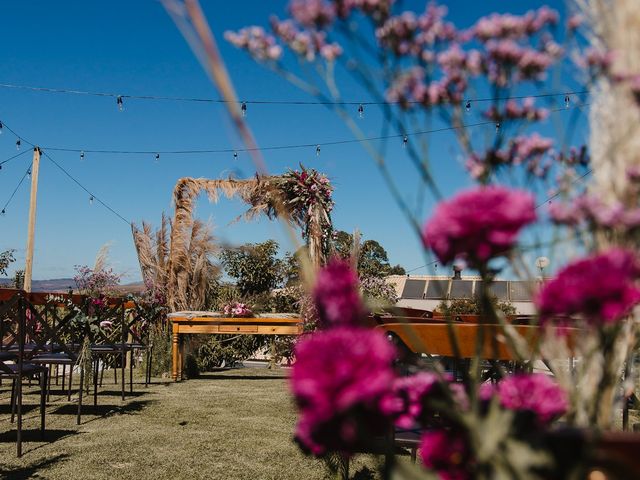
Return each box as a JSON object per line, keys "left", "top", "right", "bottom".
{"left": 223, "top": 302, "right": 254, "bottom": 318}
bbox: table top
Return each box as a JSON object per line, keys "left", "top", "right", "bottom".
{"left": 168, "top": 311, "right": 301, "bottom": 324}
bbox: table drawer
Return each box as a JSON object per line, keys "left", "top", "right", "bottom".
{"left": 219, "top": 324, "right": 258, "bottom": 333}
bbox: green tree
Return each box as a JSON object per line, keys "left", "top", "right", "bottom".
{"left": 332, "top": 231, "right": 405, "bottom": 277}
{"left": 219, "top": 240, "right": 284, "bottom": 296}
{"left": 0, "top": 249, "right": 15, "bottom": 276}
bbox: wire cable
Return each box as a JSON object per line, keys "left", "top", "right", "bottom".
{"left": 0, "top": 149, "right": 30, "bottom": 167}
{"left": 0, "top": 81, "right": 588, "bottom": 106}
{"left": 1, "top": 163, "right": 32, "bottom": 215}
{"left": 41, "top": 151, "right": 131, "bottom": 226}
{"left": 8, "top": 102, "right": 589, "bottom": 157}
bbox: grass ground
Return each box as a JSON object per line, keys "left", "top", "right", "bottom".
{"left": 0, "top": 366, "right": 380, "bottom": 480}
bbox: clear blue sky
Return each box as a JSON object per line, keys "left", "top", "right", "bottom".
{"left": 0, "top": 0, "right": 580, "bottom": 282}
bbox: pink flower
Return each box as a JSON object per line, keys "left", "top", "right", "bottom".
{"left": 422, "top": 186, "right": 536, "bottom": 266}
{"left": 536, "top": 249, "right": 640, "bottom": 325}
{"left": 493, "top": 373, "right": 568, "bottom": 424}
{"left": 291, "top": 327, "right": 396, "bottom": 455}
{"left": 99, "top": 320, "right": 113, "bottom": 330}
{"left": 419, "top": 430, "right": 470, "bottom": 480}
{"left": 289, "top": 0, "right": 336, "bottom": 27}
{"left": 313, "top": 258, "right": 366, "bottom": 327}
{"left": 379, "top": 372, "right": 440, "bottom": 428}
{"left": 224, "top": 27, "right": 283, "bottom": 61}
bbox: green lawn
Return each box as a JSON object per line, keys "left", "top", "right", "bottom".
{"left": 0, "top": 366, "right": 379, "bottom": 480}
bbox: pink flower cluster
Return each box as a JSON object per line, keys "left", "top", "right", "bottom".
{"left": 482, "top": 98, "right": 549, "bottom": 123}
{"left": 223, "top": 302, "right": 252, "bottom": 317}
{"left": 536, "top": 249, "right": 640, "bottom": 325}
{"left": 313, "top": 258, "right": 365, "bottom": 327}
{"left": 291, "top": 326, "right": 396, "bottom": 455}
{"left": 376, "top": 4, "right": 456, "bottom": 57}
{"left": 419, "top": 430, "right": 470, "bottom": 480}
{"left": 74, "top": 265, "right": 122, "bottom": 297}
{"left": 289, "top": 0, "right": 336, "bottom": 28}
{"left": 471, "top": 7, "right": 559, "bottom": 42}
{"left": 486, "top": 40, "right": 556, "bottom": 85}
{"left": 423, "top": 186, "right": 536, "bottom": 266}
{"left": 270, "top": 18, "right": 342, "bottom": 61}
{"left": 482, "top": 373, "right": 568, "bottom": 424}
{"left": 224, "top": 27, "right": 283, "bottom": 61}
{"left": 549, "top": 194, "right": 640, "bottom": 230}
{"left": 385, "top": 66, "right": 468, "bottom": 107}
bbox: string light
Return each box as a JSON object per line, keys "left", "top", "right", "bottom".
{"left": 316, "top": 144, "right": 321, "bottom": 156}
{"left": 117, "top": 95, "right": 124, "bottom": 111}
{"left": 465, "top": 100, "right": 471, "bottom": 112}
{"left": 27, "top": 168, "right": 31, "bottom": 177}
{"left": 357, "top": 104, "right": 364, "bottom": 118}
{"left": 233, "top": 151, "right": 238, "bottom": 160}
{"left": 80, "top": 150, "right": 85, "bottom": 160}
{"left": 495, "top": 122, "right": 501, "bottom": 133}
{"left": 241, "top": 101, "right": 247, "bottom": 117}
{"left": 403, "top": 135, "right": 408, "bottom": 148}
{"left": 1, "top": 208, "right": 4, "bottom": 215}
{"left": 155, "top": 153, "right": 160, "bottom": 162}
{"left": 564, "top": 94, "right": 570, "bottom": 108}
{"left": 89, "top": 195, "right": 94, "bottom": 205}
{"left": 16, "top": 139, "right": 21, "bottom": 151}
{"left": 0, "top": 121, "right": 4, "bottom": 134}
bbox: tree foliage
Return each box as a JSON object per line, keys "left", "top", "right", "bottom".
{"left": 219, "top": 239, "right": 284, "bottom": 296}
{"left": 332, "top": 231, "right": 405, "bottom": 277}
{"left": 0, "top": 249, "right": 15, "bottom": 277}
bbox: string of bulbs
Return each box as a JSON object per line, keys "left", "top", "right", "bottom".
{"left": 0, "top": 100, "right": 589, "bottom": 163}
{"left": 0, "top": 82, "right": 587, "bottom": 109}
{"left": 0, "top": 97, "right": 590, "bottom": 227}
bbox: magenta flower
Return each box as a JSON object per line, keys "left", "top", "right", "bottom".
{"left": 422, "top": 186, "right": 536, "bottom": 266}
{"left": 291, "top": 327, "right": 396, "bottom": 455}
{"left": 419, "top": 430, "right": 470, "bottom": 480}
{"left": 493, "top": 373, "right": 568, "bottom": 424}
{"left": 313, "top": 258, "right": 366, "bottom": 327}
{"left": 536, "top": 249, "right": 640, "bottom": 325}
{"left": 379, "top": 372, "right": 440, "bottom": 428}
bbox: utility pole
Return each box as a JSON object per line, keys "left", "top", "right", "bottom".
{"left": 23, "top": 147, "right": 41, "bottom": 293}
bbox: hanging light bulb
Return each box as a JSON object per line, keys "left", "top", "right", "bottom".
{"left": 1, "top": 208, "right": 4, "bottom": 215}
{"left": 155, "top": 153, "right": 160, "bottom": 162}
{"left": 80, "top": 151, "right": 85, "bottom": 161}
{"left": 117, "top": 95, "right": 124, "bottom": 111}
{"left": 0, "top": 121, "right": 4, "bottom": 134}
{"left": 316, "top": 145, "right": 321, "bottom": 157}
{"left": 403, "top": 135, "right": 408, "bottom": 148}
{"left": 16, "top": 139, "right": 21, "bottom": 150}
{"left": 89, "top": 195, "right": 94, "bottom": 205}
{"left": 465, "top": 100, "right": 471, "bottom": 112}
{"left": 495, "top": 122, "right": 501, "bottom": 133}
{"left": 241, "top": 101, "right": 247, "bottom": 117}
{"left": 357, "top": 104, "right": 364, "bottom": 118}
{"left": 233, "top": 151, "right": 238, "bottom": 160}
{"left": 27, "top": 168, "right": 31, "bottom": 177}
{"left": 564, "top": 94, "right": 570, "bottom": 108}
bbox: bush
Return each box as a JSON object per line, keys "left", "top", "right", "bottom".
{"left": 438, "top": 295, "right": 516, "bottom": 317}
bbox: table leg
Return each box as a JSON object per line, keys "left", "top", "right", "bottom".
{"left": 172, "top": 325, "right": 179, "bottom": 382}
{"left": 178, "top": 335, "right": 184, "bottom": 380}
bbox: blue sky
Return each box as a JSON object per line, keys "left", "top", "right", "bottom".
{"left": 0, "top": 0, "right": 581, "bottom": 282}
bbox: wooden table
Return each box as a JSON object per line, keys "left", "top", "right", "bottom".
{"left": 168, "top": 311, "right": 303, "bottom": 381}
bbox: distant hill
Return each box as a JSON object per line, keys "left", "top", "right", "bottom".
{"left": 0, "top": 278, "right": 144, "bottom": 294}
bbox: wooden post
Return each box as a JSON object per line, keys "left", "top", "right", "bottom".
{"left": 24, "top": 147, "right": 41, "bottom": 293}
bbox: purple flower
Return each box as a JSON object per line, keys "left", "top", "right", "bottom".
{"left": 291, "top": 327, "right": 396, "bottom": 455}
{"left": 224, "top": 27, "right": 283, "bottom": 61}
{"left": 289, "top": 0, "right": 336, "bottom": 27}
{"left": 313, "top": 258, "right": 366, "bottom": 327}
{"left": 422, "top": 186, "right": 536, "bottom": 266}
{"left": 536, "top": 249, "right": 640, "bottom": 325}
{"left": 419, "top": 430, "right": 470, "bottom": 480}
{"left": 493, "top": 373, "right": 568, "bottom": 424}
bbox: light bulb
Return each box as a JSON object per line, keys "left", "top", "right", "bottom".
{"left": 465, "top": 100, "right": 471, "bottom": 112}
{"left": 233, "top": 151, "right": 238, "bottom": 160}
{"left": 1, "top": 208, "right": 4, "bottom": 215}
{"left": 403, "top": 135, "right": 408, "bottom": 148}
{"left": 316, "top": 145, "right": 321, "bottom": 157}
{"left": 80, "top": 151, "right": 85, "bottom": 161}
{"left": 564, "top": 95, "right": 570, "bottom": 108}
{"left": 357, "top": 104, "right": 364, "bottom": 118}
{"left": 89, "top": 195, "right": 94, "bottom": 205}
{"left": 16, "top": 139, "right": 21, "bottom": 151}
{"left": 241, "top": 102, "right": 247, "bottom": 117}
{"left": 117, "top": 95, "right": 124, "bottom": 111}
{"left": 495, "top": 122, "right": 501, "bottom": 133}
{"left": 0, "top": 121, "right": 3, "bottom": 134}
{"left": 155, "top": 153, "right": 160, "bottom": 162}
{"left": 27, "top": 168, "right": 31, "bottom": 177}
